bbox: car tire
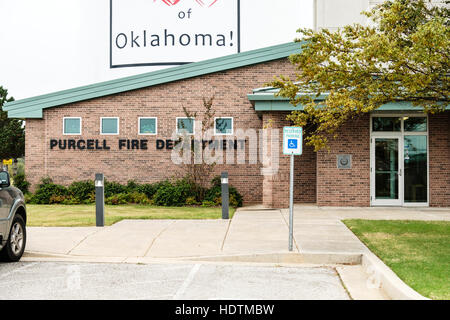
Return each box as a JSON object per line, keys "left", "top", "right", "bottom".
{"left": 0, "top": 215, "right": 26, "bottom": 262}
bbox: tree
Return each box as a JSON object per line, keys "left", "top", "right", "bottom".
{"left": 0, "top": 86, "right": 25, "bottom": 161}
{"left": 270, "top": 0, "right": 449, "bottom": 150}
{"left": 176, "top": 97, "right": 217, "bottom": 201}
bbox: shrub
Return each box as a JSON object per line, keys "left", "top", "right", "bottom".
{"left": 137, "top": 183, "right": 158, "bottom": 200}
{"left": 13, "top": 173, "right": 30, "bottom": 194}
{"left": 201, "top": 200, "right": 216, "bottom": 207}
{"left": 127, "top": 192, "right": 151, "bottom": 205}
{"left": 105, "top": 193, "right": 128, "bottom": 205}
{"left": 185, "top": 196, "right": 199, "bottom": 206}
{"left": 30, "top": 177, "right": 67, "bottom": 204}
{"left": 205, "top": 176, "right": 243, "bottom": 207}
{"left": 67, "top": 180, "right": 95, "bottom": 202}
{"left": 153, "top": 182, "right": 183, "bottom": 206}
{"left": 126, "top": 180, "right": 140, "bottom": 193}
{"left": 104, "top": 180, "right": 128, "bottom": 198}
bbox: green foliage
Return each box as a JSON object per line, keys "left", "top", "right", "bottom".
{"left": 25, "top": 176, "right": 243, "bottom": 207}
{"left": 204, "top": 176, "right": 243, "bottom": 207}
{"left": 153, "top": 182, "right": 184, "bottom": 206}
{"left": 12, "top": 172, "right": 30, "bottom": 194}
{"left": 201, "top": 200, "right": 216, "bottom": 207}
{"left": 0, "top": 86, "right": 24, "bottom": 160}
{"left": 270, "top": 0, "right": 449, "bottom": 151}
{"left": 137, "top": 183, "right": 158, "bottom": 199}
{"left": 30, "top": 177, "right": 68, "bottom": 204}
{"left": 185, "top": 196, "right": 200, "bottom": 206}
{"left": 104, "top": 180, "right": 128, "bottom": 198}
{"left": 105, "top": 193, "right": 129, "bottom": 205}
{"left": 67, "top": 180, "right": 95, "bottom": 202}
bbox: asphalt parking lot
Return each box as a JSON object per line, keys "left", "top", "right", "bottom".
{"left": 0, "top": 262, "right": 349, "bottom": 300}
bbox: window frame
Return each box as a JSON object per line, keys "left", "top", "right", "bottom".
{"left": 63, "top": 117, "right": 82, "bottom": 135}
{"left": 138, "top": 117, "right": 158, "bottom": 135}
{"left": 176, "top": 117, "right": 195, "bottom": 135}
{"left": 214, "top": 117, "right": 234, "bottom": 136}
{"left": 100, "top": 117, "right": 120, "bottom": 135}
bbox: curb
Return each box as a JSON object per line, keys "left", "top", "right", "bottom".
{"left": 360, "top": 250, "right": 430, "bottom": 300}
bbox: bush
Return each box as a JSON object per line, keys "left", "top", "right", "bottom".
{"left": 104, "top": 180, "right": 128, "bottom": 198}
{"left": 126, "top": 180, "right": 140, "bottom": 193}
{"left": 30, "top": 177, "right": 68, "bottom": 204}
{"left": 153, "top": 182, "right": 183, "bottom": 206}
{"left": 127, "top": 192, "right": 151, "bottom": 205}
{"left": 185, "top": 196, "right": 199, "bottom": 206}
{"left": 13, "top": 173, "right": 30, "bottom": 194}
{"left": 105, "top": 193, "right": 128, "bottom": 205}
{"left": 201, "top": 200, "right": 216, "bottom": 207}
{"left": 137, "top": 183, "right": 158, "bottom": 200}
{"left": 67, "top": 180, "right": 95, "bottom": 202}
{"left": 205, "top": 176, "right": 243, "bottom": 207}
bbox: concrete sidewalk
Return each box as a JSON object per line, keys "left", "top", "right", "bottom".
{"left": 25, "top": 205, "right": 450, "bottom": 260}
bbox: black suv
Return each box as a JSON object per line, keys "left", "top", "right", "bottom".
{"left": 0, "top": 171, "right": 27, "bottom": 262}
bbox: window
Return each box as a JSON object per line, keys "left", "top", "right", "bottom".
{"left": 101, "top": 117, "right": 119, "bottom": 135}
{"left": 63, "top": 117, "right": 81, "bottom": 135}
{"left": 176, "top": 117, "right": 194, "bottom": 135}
{"left": 214, "top": 117, "right": 233, "bottom": 135}
{"left": 404, "top": 117, "right": 427, "bottom": 132}
{"left": 139, "top": 117, "right": 157, "bottom": 135}
{"left": 372, "top": 117, "right": 401, "bottom": 132}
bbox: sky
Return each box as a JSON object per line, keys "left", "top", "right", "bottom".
{"left": 0, "top": 0, "right": 313, "bottom": 100}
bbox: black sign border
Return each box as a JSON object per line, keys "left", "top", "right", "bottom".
{"left": 110, "top": 0, "right": 241, "bottom": 69}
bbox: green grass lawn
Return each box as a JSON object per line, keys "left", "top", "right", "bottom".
{"left": 343, "top": 219, "right": 450, "bottom": 300}
{"left": 27, "top": 204, "right": 235, "bottom": 227}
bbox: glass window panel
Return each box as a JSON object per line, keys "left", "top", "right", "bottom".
{"left": 177, "top": 118, "right": 194, "bottom": 134}
{"left": 404, "top": 135, "right": 427, "bottom": 203}
{"left": 404, "top": 117, "right": 427, "bottom": 132}
{"left": 372, "top": 117, "right": 401, "bottom": 131}
{"left": 139, "top": 118, "right": 156, "bottom": 134}
{"left": 215, "top": 118, "right": 233, "bottom": 134}
{"left": 64, "top": 118, "right": 81, "bottom": 134}
{"left": 375, "top": 138, "right": 399, "bottom": 200}
{"left": 102, "top": 118, "right": 118, "bottom": 134}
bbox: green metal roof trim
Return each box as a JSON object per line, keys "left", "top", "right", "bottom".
{"left": 5, "top": 42, "right": 303, "bottom": 118}
{"left": 248, "top": 90, "right": 449, "bottom": 112}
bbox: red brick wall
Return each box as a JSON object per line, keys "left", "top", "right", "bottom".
{"left": 24, "top": 59, "right": 297, "bottom": 205}
{"left": 262, "top": 112, "right": 317, "bottom": 208}
{"left": 316, "top": 114, "right": 371, "bottom": 206}
{"left": 429, "top": 111, "right": 450, "bottom": 207}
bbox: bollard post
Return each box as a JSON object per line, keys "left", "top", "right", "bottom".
{"left": 95, "top": 173, "right": 105, "bottom": 227}
{"left": 221, "top": 172, "right": 229, "bottom": 219}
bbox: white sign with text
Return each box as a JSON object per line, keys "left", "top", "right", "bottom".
{"left": 111, "top": 0, "right": 240, "bottom": 67}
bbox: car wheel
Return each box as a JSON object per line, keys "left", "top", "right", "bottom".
{"left": 0, "top": 215, "right": 26, "bottom": 262}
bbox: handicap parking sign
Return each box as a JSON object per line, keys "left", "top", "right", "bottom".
{"left": 283, "top": 127, "right": 302, "bottom": 155}
{"left": 288, "top": 139, "right": 297, "bottom": 149}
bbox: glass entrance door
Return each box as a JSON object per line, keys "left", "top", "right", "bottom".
{"left": 372, "top": 137, "right": 402, "bottom": 205}
{"left": 404, "top": 135, "right": 427, "bottom": 203}
{"left": 371, "top": 115, "right": 429, "bottom": 206}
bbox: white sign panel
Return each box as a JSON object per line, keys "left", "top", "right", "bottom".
{"left": 283, "top": 127, "right": 303, "bottom": 155}
{"left": 111, "top": 0, "right": 240, "bottom": 68}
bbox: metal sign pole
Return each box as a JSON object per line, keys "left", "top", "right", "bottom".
{"left": 289, "top": 153, "right": 294, "bottom": 251}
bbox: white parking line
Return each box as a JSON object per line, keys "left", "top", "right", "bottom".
{"left": 173, "top": 263, "right": 201, "bottom": 299}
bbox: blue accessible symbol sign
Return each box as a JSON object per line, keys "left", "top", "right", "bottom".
{"left": 283, "top": 127, "right": 302, "bottom": 155}
{"left": 288, "top": 139, "right": 297, "bottom": 149}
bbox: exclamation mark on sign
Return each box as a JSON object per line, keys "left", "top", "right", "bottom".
{"left": 230, "top": 31, "right": 234, "bottom": 46}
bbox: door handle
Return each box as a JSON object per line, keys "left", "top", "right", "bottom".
{"left": 398, "top": 169, "right": 402, "bottom": 176}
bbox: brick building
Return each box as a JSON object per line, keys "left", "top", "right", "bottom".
{"left": 5, "top": 42, "right": 450, "bottom": 208}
